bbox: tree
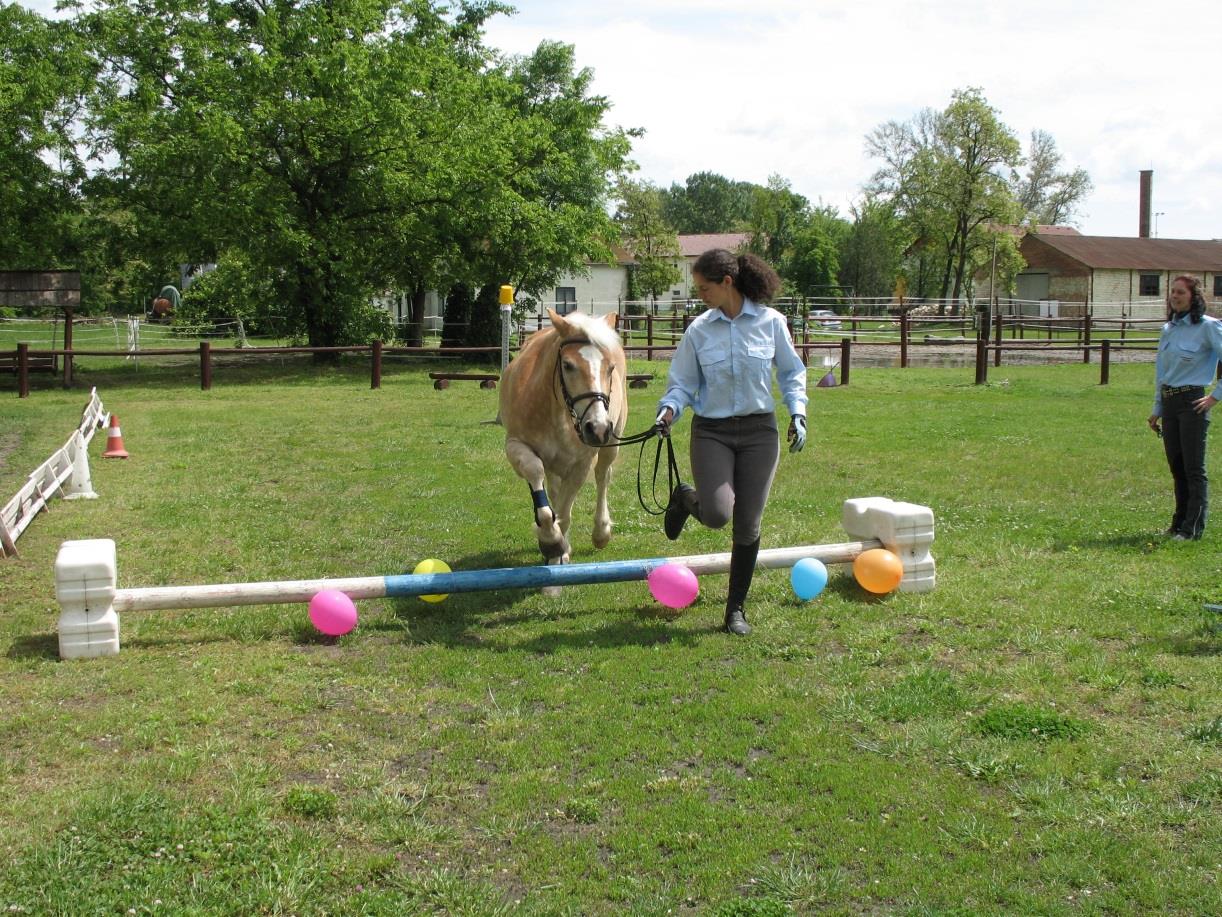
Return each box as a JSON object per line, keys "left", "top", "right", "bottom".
{"left": 660, "top": 171, "right": 754, "bottom": 234}
{"left": 78, "top": 1, "right": 631, "bottom": 347}
{"left": 0, "top": 5, "right": 92, "bottom": 276}
{"left": 745, "top": 174, "right": 810, "bottom": 269}
{"left": 838, "top": 198, "right": 905, "bottom": 300}
{"left": 1011, "top": 129, "right": 1092, "bottom": 226}
{"left": 614, "top": 178, "right": 681, "bottom": 308}
{"left": 786, "top": 206, "right": 847, "bottom": 300}
{"left": 866, "top": 88, "right": 1023, "bottom": 305}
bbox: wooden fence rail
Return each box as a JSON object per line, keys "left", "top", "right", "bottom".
{"left": 11, "top": 333, "right": 1209, "bottom": 397}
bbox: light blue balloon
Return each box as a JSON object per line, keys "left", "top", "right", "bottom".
{"left": 790, "top": 557, "right": 828, "bottom": 601}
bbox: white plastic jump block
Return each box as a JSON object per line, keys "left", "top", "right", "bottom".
{"left": 55, "top": 538, "right": 120, "bottom": 659}
{"left": 841, "top": 497, "right": 936, "bottom": 592}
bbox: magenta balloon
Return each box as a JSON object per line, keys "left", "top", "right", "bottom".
{"left": 647, "top": 563, "right": 699, "bottom": 609}
{"left": 308, "top": 589, "right": 358, "bottom": 636}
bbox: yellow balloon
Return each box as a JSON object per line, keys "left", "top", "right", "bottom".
{"left": 413, "top": 558, "right": 451, "bottom": 603}
{"left": 852, "top": 548, "right": 903, "bottom": 594}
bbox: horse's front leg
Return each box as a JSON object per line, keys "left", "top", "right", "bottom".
{"left": 505, "top": 437, "right": 570, "bottom": 564}
{"left": 591, "top": 444, "right": 618, "bottom": 549}
{"left": 538, "top": 467, "right": 588, "bottom": 596}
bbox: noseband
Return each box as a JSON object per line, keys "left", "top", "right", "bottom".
{"left": 555, "top": 336, "right": 614, "bottom": 441}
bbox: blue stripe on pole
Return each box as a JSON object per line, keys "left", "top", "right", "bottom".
{"left": 383, "top": 557, "right": 669, "bottom": 598}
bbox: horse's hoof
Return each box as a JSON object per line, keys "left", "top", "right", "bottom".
{"left": 542, "top": 585, "right": 563, "bottom": 598}
{"left": 592, "top": 528, "right": 612, "bottom": 549}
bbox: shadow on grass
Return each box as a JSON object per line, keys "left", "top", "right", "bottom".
{"left": 5, "top": 633, "right": 59, "bottom": 661}
{"left": 1158, "top": 618, "right": 1222, "bottom": 657}
{"left": 383, "top": 548, "right": 707, "bottom": 650}
{"left": 1051, "top": 531, "right": 1161, "bottom": 552}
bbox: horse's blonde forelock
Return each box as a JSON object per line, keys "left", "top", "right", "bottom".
{"left": 561, "top": 311, "right": 621, "bottom": 352}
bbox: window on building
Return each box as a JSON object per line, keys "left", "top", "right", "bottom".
{"left": 1214, "top": 276, "right": 1222, "bottom": 297}
{"left": 1139, "top": 274, "right": 1160, "bottom": 297}
{"left": 555, "top": 287, "right": 577, "bottom": 314}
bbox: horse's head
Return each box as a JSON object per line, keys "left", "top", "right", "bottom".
{"left": 549, "top": 309, "right": 623, "bottom": 447}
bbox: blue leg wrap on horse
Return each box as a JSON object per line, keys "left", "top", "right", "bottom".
{"left": 530, "top": 486, "right": 552, "bottom": 523}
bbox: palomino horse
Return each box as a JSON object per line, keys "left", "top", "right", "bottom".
{"left": 500, "top": 309, "right": 628, "bottom": 571}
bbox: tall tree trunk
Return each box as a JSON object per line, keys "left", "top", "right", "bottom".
{"left": 407, "top": 283, "right": 427, "bottom": 347}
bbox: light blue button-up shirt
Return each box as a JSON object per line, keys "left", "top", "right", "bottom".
{"left": 658, "top": 298, "right": 808, "bottom": 421}
{"left": 1152, "top": 312, "right": 1222, "bottom": 416}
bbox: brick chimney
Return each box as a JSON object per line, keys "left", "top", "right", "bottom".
{"left": 1139, "top": 170, "right": 1153, "bottom": 238}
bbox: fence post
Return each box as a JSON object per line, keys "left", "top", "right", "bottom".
{"left": 371, "top": 340, "right": 382, "bottom": 389}
{"left": 1100, "top": 339, "right": 1110, "bottom": 385}
{"left": 994, "top": 309, "right": 1003, "bottom": 367}
{"left": 899, "top": 310, "right": 908, "bottom": 368}
{"left": 200, "top": 341, "right": 212, "bottom": 391}
{"left": 18, "top": 343, "right": 30, "bottom": 398}
{"left": 974, "top": 337, "right": 987, "bottom": 385}
{"left": 1082, "top": 314, "right": 1091, "bottom": 364}
{"left": 840, "top": 338, "right": 851, "bottom": 386}
{"left": 63, "top": 306, "right": 74, "bottom": 389}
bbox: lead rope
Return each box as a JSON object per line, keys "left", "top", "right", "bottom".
{"left": 635, "top": 431, "right": 683, "bottom": 517}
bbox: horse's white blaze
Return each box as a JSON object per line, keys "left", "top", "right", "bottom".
{"left": 577, "top": 344, "right": 610, "bottom": 431}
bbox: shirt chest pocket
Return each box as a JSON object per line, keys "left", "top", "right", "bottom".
{"left": 1173, "top": 339, "right": 1203, "bottom": 363}
{"left": 745, "top": 342, "right": 775, "bottom": 364}
{"left": 698, "top": 346, "right": 732, "bottom": 384}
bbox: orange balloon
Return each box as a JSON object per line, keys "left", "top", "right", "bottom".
{"left": 853, "top": 548, "right": 903, "bottom": 594}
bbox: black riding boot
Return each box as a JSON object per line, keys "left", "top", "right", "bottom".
{"left": 724, "top": 538, "right": 760, "bottom": 636}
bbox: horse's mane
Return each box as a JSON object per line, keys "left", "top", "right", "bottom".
{"left": 555, "top": 311, "right": 621, "bottom": 352}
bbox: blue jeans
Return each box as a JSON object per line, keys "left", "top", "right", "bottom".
{"left": 1162, "top": 387, "right": 1210, "bottom": 538}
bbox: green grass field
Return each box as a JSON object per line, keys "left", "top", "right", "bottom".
{"left": 1, "top": 358, "right": 1218, "bottom": 915}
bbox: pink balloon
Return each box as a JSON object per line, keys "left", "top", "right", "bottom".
{"left": 308, "top": 589, "right": 358, "bottom": 636}
{"left": 647, "top": 563, "right": 699, "bottom": 609}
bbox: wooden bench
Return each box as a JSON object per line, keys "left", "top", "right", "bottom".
{"left": 626, "top": 373, "right": 653, "bottom": 389}
{"left": 1, "top": 353, "right": 57, "bottom": 374}
{"left": 429, "top": 372, "right": 499, "bottom": 390}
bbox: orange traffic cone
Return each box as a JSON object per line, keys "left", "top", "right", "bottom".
{"left": 102, "top": 415, "right": 129, "bottom": 459}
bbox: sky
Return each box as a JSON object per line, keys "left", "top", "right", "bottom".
{"left": 21, "top": 0, "right": 1222, "bottom": 240}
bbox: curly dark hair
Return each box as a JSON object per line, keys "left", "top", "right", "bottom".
{"left": 691, "top": 249, "right": 782, "bottom": 303}
{"left": 1166, "top": 275, "right": 1207, "bottom": 324}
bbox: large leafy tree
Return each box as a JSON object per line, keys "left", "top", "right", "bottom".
{"left": 786, "top": 205, "right": 847, "bottom": 300}
{"left": 744, "top": 174, "right": 809, "bottom": 269}
{"left": 78, "top": 0, "right": 630, "bottom": 346}
{"left": 837, "top": 198, "right": 905, "bottom": 300}
{"left": 614, "top": 178, "right": 681, "bottom": 309}
{"left": 1011, "top": 129, "right": 1092, "bottom": 226}
{"left": 0, "top": 4, "right": 92, "bottom": 274}
{"left": 449, "top": 39, "right": 634, "bottom": 344}
{"left": 867, "top": 88, "right": 1024, "bottom": 304}
{"left": 660, "top": 171, "right": 754, "bottom": 234}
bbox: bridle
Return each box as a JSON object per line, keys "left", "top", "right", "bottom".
{"left": 554, "top": 336, "right": 615, "bottom": 442}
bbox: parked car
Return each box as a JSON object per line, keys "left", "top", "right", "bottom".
{"left": 806, "top": 309, "right": 842, "bottom": 330}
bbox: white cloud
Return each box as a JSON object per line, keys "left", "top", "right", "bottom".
{"left": 486, "top": 0, "right": 1222, "bottom": 239}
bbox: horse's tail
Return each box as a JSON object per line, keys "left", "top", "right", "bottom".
{"left": 480, "top": 411, "right": 503, "bottom": 427}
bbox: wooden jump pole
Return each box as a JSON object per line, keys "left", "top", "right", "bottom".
{"left": 110, "top": 541, "right": 882, "bottom": 613}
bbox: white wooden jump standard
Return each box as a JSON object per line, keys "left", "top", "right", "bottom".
{"left": 55, "top": 497, "right": 935, "bottom": 659}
